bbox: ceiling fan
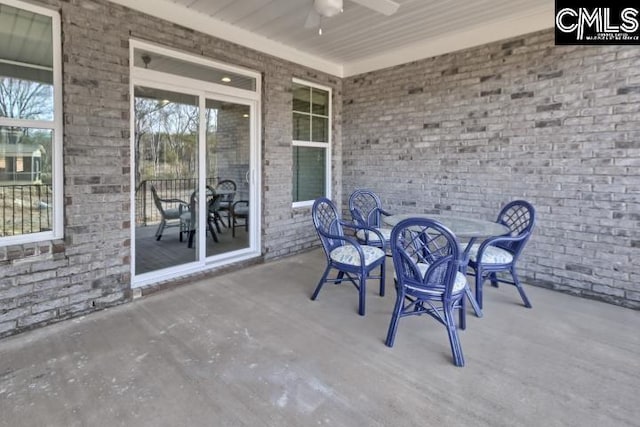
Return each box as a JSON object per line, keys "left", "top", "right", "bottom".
{"left": 304, "top": 0, "right": 400, "bottom": 34}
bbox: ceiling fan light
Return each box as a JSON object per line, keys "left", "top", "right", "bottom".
{"left": 313, "top": 0, "right": 343, "bottom": 17}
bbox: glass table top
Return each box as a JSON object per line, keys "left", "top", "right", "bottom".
{"left": 383, "top": 214, "right": 510, "bottom": 239}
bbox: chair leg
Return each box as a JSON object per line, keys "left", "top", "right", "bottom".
{"left": 187, "top": 230, "right": 195, "bottom": 248}
{"left": 155, "top": 220, "right": 166, "bottom": 241}
{"left": 208, "top": 219, "right": 219, "bottom": 243}
{"left": 213, "top": 214, "right": 223, "bottom": 233}
{"left": 334, "top": 271, "right": 345, "bottom": 284}
{"left": 465, "top": 283, "right": 483, "bottom": 318}
{"left": 444, "top": 300, "right": 465, "bottom": 367}
{"left": 490, "top": 272, "right": 499, "bottom": 287}
{"left": 385, "top": 292, "right": 404, "bottom": 347}
{"left": 459, "top": 294, "right": 466, "bottom": 330}
{"left": 357, "top": 274, "right": 366, "bottom": 316}
{"left": 231, "top": 215, "right": 237, "bottom": 238}
{"left": 378, "top": 262, "right": 385, "bottom": 297}
{"left": 475, "top": 268, "right": 485, "bottom": 312}
{"left": 311, "top": 265, "right": 332, "bottom": 301}
{"left": 511, "top": 266, "right": 532, "bottom": 308}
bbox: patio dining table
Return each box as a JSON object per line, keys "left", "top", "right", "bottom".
{"left": 383, "top": 213, "right": 510, "bottom": 318}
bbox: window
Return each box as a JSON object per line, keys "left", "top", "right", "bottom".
{"left": 0, "top": 1, "right": 62, "bottom": 244}
{"left": 292, "top": 79, "right": 331, "bottom": 206}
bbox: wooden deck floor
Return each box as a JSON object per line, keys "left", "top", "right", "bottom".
{"left": 135, "top": 222, "right": 249, "bottom": 275}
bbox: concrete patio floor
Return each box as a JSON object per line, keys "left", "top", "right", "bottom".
{"left": 0, "top": 249, "right": 638, "bottom": 427}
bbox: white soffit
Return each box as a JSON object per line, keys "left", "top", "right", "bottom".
{"left": 109, "top": 0, "right": 343, "bottom": 76}
{"left": 110, "top": 0, "right": 554, "bottom": 78}
{"left": 344, "top": 5, "right": 553, "bottom": 76}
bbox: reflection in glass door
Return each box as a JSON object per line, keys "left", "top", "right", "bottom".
{"left": 134, "top": 86, "right": 198, "bottom": 275}
{"left": 205, "top": 99, "right": 251, "bottom": 257}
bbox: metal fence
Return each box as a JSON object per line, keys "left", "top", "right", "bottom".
{"left": 135, "top": 178, "right": 218, "bottom": 226}
{"left": 0, "top": 184, "right": 52, "bottom": 237}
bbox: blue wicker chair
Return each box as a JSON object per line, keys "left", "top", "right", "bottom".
{"left": 348, "top": 189, "right": 392, "bottom": 251}
{"left": 311, "top": 197, "right": 386, "bottom": 316}
{"left": 386, "top": 217, "right": 467, "bottom": 367}
{"left": 467, "top": 200, "right": 536, "bottom": 310}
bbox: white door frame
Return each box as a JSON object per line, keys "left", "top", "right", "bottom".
{"left": 129, "top": 40, "right": 262, "bottom": 288}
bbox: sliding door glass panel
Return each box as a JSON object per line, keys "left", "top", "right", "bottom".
{"left": 134, "top": 86, "right": 199, "bottom": 275}
{"left": 205, "top": 99, "right": 250, "bottom": 257}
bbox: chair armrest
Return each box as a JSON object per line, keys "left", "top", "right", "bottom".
{"left": 476, "top": 233, "right": 528, "bottom": 256}
{"left": 231, "top": 200, "right": 249, "bottom": 214}
{"left": 341, "top": 220, "right": 387, "bottom": 253}
{"left": 160, "top": 197, "right": 188, "bottom": 205}
{"left": 159, "top": 197, "right": 189, "bottom": 214}
{"left": 379, "top": 208, "right": 392, "bottom": 217}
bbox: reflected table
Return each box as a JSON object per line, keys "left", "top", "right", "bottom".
{"left": 383, "top": 213, "right": 510, "bottom": 317}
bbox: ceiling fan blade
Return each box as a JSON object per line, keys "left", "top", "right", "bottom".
{"left": 304, "top": 8, "right": 321, "bottom": 28}
{"left": 350, "top": 0, "right": 399, "bottom": 15}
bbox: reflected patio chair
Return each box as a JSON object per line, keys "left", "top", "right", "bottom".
{"left": 467, "top": 200, "right": 536, "bottom": 310}
{"left": 179, "top": 187, "right": 220, "bottom": 248}
{"left": 216, "top": 179, "right": 236, "bottom": 228}
{"left": 231, "top": 200, "right": 249, "bottom": 237}
{"left": 150, "top": 184, "right": 188, "bottom": 241}
{"left": 348, "top": 189, "right": 392, "bottom": 251}
{"left": 386, "top": 217, "right": 467, "bottom": 367}
{"left": 311, "top": 197, "right": 386, "bottom": 316}
{"left": 207, "top": 187, "right": 225, "bottom": 234}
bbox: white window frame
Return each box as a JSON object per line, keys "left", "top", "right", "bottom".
{"left": 291, "top": 78, "right": 332, "bottom": 208}
{"left": 0, "top": 0, "right": 63, "bottom": 246}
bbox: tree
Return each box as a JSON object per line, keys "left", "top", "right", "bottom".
{"left": 0, "top": 77, "right": 53, "bottom": 120}
{"left": 134, "top": 98, "right": 173, "bottom": 185}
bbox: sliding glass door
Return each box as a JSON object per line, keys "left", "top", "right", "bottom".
{"left": 130, "top": 42, "right": 260, "bottom": 286}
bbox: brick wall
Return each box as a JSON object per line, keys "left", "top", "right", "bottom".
{"left": 0, "top": 0, "right": 342, "bottom": 338}
{"left": 215, "top": 104, "right": 251, "bottom": 200}
{"left": 342, "top": 29, "right": 639, "bottom": 309}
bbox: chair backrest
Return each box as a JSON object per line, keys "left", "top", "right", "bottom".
{"left": 349, "top": 189, "right": 385, "bottom": 228}
{"left": 391, "top": 218, "right": 461, "bottom": 298}
{"left": 312, "top": 198, "right": 345, "bottom": 255}
{"left": 496, "top": 200, "right": 536, "bottom": 255}
{"left": 150, "top": 185, "right": 165, "bottom": 216}
{"left": 216, "top": 180, "right": 236, "bottom": 203}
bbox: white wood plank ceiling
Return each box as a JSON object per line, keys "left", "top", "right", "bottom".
{"left": 114, "top": 0, "right": 554, "bottom": 76}
{"left": 0, "top": 3, "right": 52, "bottom": 68}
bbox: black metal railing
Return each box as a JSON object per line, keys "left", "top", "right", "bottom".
{"left": 135, "top": 178, "right": 218, "bottom": 226}
{"left": 0, "top": 184, "right": 52, "bottom": 237}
